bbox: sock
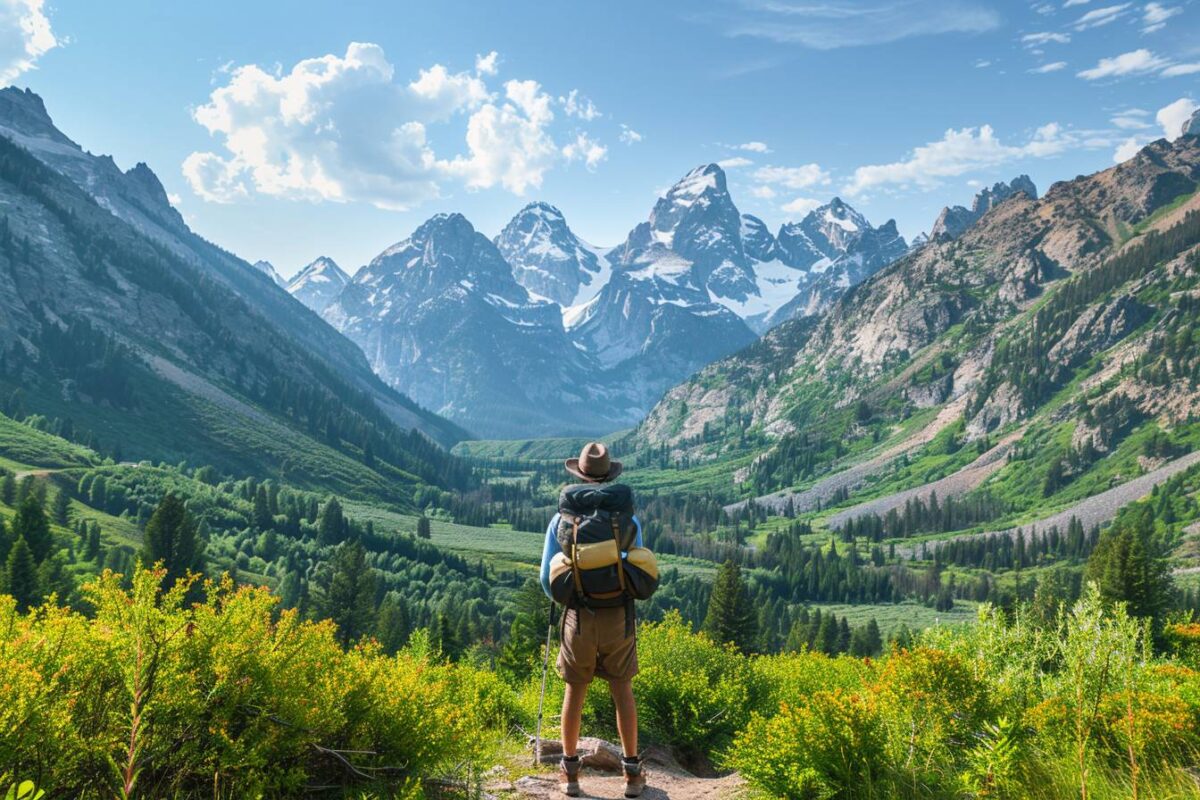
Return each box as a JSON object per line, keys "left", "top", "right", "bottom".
{"left": 563, "top": 755, "right": 580, "bottom": 763}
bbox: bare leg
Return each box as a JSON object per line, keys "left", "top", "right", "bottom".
{"left": 561, "top": 682, "right": 588, "bottom": 757}
{"left": 609, "top": 679, "right": 638, "bottom": 757}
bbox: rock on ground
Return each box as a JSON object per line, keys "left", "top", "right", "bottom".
{"left": 500, "top": 739, "right": 746, "bottom": 799}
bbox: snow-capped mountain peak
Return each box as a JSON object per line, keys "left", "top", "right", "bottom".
{"left": 286, "top": 256, "right": 350, "bottom": 313}
{"left": 496, "top": 201, "right": 610, "bottom": 307}
{"left": 252, "top": 259, "right": 286, "bottom": 287}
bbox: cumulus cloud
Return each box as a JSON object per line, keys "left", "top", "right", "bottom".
{"left": 475, "top": 50, "right": 499, "bottom": 75}
{"left": 1030, "top": 61, "right": 1068, "bottom": 73}
{"left": 843, "top": 123, "right": 1076, "bottom": 196}
{"left": 618, "top": 124, "right": 643, "bottom": 145}
{"left": 0, "top": 0, "right": 58, "bottom": 84}
{"left": 1077, "top": 48, "right": 1170, "bottom": 79}
{"left": 184, "top": 43, "right": 604, "bottom": 208}
{"left": 781, "top": 196, "right": 822, "bottom": 216}
{"left": 1111, "top": 108, "right": 1152, "bottom": 129}
{"left": 717, "top": 156, "right": 754, "bottom": 168}
{"left": 1141, "top": 2, "right": 1181, "bottom": 32}
{"left": 752, "top": 163, "right": 831, "bottom": 189}
{"left": 1072, "top": 3, "right": 1131, "bottom": 29}
{"left": 1162, "top": 63, "right": 1200, "bottom": 77}
{"left": 560, "top": 89, "right": 600, "bottom": 121}
{"left": 1157, "top": 97, "right": 1198, "bottom": 139}
{"left": 734, "top": 141, "right": 771, "bottom": 153}
{"left": 749, "top": 185, "right": 777, "bottom": 199}
{"left": 561, "top": 131, "right": 607, "bottom": 169}
{"left": 1110, "top": 97, "right": 1196, "bottom": 163}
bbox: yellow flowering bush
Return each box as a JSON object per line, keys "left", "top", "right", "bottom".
{"left": 0, "top": 567, "right": 517, "bottom": 797}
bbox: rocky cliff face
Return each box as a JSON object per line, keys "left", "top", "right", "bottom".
{"left": 930, "top": 176, "right": 1038, "bottom": 241}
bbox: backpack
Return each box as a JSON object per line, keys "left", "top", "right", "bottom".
{"left": 547, "top": 483, "right": 659, "bottom": 609}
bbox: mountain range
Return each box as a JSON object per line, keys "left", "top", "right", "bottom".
{"left": 300, "top": 163, "right": 912, "bottom": 437}
{"left": 0, "top": 87, "right": 465, "bottom": 500}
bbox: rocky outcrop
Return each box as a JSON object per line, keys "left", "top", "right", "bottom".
{"left": 931, "top": 176, "right": 1038, "bottom": 241}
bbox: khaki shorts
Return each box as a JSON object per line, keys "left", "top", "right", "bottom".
{"left": 557, "top": 605, "right": 638, "bottom": 685}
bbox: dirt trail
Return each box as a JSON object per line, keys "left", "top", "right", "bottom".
{"left": 725, "top": 397, "right": 968, "bottom": 515}
{"left": 825, "top": 428, "right": 1024, "bottom": 529}
{"left": 498, "top": 739, "right": 745, "bottom": 800}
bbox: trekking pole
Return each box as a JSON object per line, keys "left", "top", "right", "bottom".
{"left": 533, "top": 603, "right": 555, "bottom": 767}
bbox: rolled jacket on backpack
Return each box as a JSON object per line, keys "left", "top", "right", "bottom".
{"left": 548, "top": 545, "right": 659, "bottom": 606}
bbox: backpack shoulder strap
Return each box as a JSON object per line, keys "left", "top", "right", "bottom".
{"left": 611, "top": 518, "right": 628, "bottom": 595}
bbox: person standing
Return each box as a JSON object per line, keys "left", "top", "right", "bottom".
{"left": 539, "top": 442, "right": 652, "bottom": 798}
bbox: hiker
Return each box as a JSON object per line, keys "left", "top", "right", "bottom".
{"left": 540, "top": 442, "right": 658, "bottom": 798}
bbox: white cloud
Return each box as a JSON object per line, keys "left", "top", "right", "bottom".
{"left": 974, "top": 59, "right": 993, "bottom": 68}
{"left": 1022, "top": 31, "right": 1071, "bottom": 45}
{"left": 781, "top": 196, "right": 822, "bottom": 216}
{"left": 184, "top": 44, "right": 597, "bottom": 208}
{"left": 1162, "top": 63, "right": 1200, "bottom": 77}
{"left": 1113, "top": 136, "right": 1146, "bottom": 162}
{"left": 1077, "top": 48, "right": 1170, "bottom": 79}
{"left": 1111, "top": 108, "right": 1152, "bottom": 129}
{"left": 1064, "top": 0, "right": 1091, "bottom": 6}
{"left": 843, "top": 123, "right": 1076, "bottom": 196}
{"left": 735, "top": 141, "right": 771, "bottom": 153}
{"left": 618, "top": 124, "right": 643, "bottom": 145}
{"left": 0, "top": 0, "right": 58, "bottom": 84}
{"left": 719, "top": 0, "right": 1001, "bottom": 49}
{"left": 749, "top": 185, "right": 777, "bottom": 199}
{"left": 752, "top": 163, "right": 830, "bottom": 189}
{"left": 1157, "top": 97, "right": 1198, "bottom": 139}
{"left": 1142, "top": 2, "right": 1181, "bottom": 32}
{"left": 1030, "top": 61, "right": 1068, "bottom": 73}
{"left": 475, "top": 50, "right": 499, "bottom": 76}
{"left": 440, "top": 79, "right": 560, "bottom": 193}
{"left": 560, "top": 89, "right": 600, "bottom": 121}
{"left": 167, "top": 192, "right": 183, "bottom": 207}
{"left": 561, "top": 131, "right": 607, "bottom": 170}
{"left": 717, "top": 156, "right": 754, "bottom": 168}
{"left": 1073, "top": 3, "right": 1131, "bottom": 29}
{"left": 409, "top": 63, "right": 491, "bottom": 120}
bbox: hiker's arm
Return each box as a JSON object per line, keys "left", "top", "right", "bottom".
{"left": 539, "top": 514, "right": 560, "bottom": 599}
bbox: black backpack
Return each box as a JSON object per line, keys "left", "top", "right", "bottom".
{"left": 547, "top": 483, "right": 658, "bottom": 608}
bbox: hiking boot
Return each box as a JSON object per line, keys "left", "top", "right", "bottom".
{"left": 559, "top": 755, "right": 581, "bottom": 797}
{"left": 623, "top": 757, "right": 646, "bottom": 798}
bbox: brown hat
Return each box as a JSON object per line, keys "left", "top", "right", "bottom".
{"left": 565, "top": 441, "right": 623, "bottom": 483}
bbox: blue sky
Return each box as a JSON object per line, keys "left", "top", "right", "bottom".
{"left": 4, "top": 0, "right": 1199, "bottom": 277}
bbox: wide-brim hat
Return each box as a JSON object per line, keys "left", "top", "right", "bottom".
{"left": 565, "top": 441, "right": 623, "bottom": 483}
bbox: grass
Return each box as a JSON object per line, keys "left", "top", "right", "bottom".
{"left": 0, "top": 414, "right": 99, "bottom": 472}
{"left": 807, "top": 599, "right": 977, "bottom": 638}
{"left": 452, "top": 436, "right": 603, "bottom": 461}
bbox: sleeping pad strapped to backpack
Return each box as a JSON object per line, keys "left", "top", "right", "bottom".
{"left": 547, "top": 483, "right": 659, "bottom": 612}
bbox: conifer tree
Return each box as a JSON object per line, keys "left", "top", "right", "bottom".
{"left": 375, "top": 596, "right": 411, "bottom": 654}
{"left": 0, "top": 472, "right": 14, "bottom": 506}
{"left": 1085, "top": 506, "right": 1171, "bottom": 632}
{"left": 416, "top": 515, "right": 432, "bottom": 540}
{"left": 498, "top": 579, "right": 550, "bottom": 679}
{"left": 702, "top": 559, "right": 757, "bottom": 653}
{"left": 315, "top": 538, "right": 376, "bottom": 645}
{"left": 4, "top": 536, "right": 37, "bottom": 611}
{"left": 142, "top": 493, "right": 205, "bottom": 586}
{"left": 317, "top": 496, "right": 345, "bottom": 546}
{"left": 252, "top": 485, "right": 273, "bottom": 532}
{"left": 12, "top": 494, "right": 52, "bottom": 563}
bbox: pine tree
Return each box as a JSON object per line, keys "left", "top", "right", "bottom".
{"left": 1085, "top": 506, "right": 1171, "bottom": 632}
{"left": 252, "top": 486, "right": 273, "bottom": 532}
{"left": 702, "top": 560, "right": 758, "bottom": 653}
{"left": 12, "top": 494, "right": 52, "bottom": 564}
{"left": 52, "top": 487, "right": 71, "bottom": 526}
{"left": 0, "top": 472, "right": 14, "bottom": 506}
{"left": 85, "top": 523, "right": 102, "bottom": 562}
{"left": 142, "top": 493, "right": 205, "bottom": 586}
{"left": 315, "top": 539, "right": 376, "bottom": 646}
{"left": 498, "top": 579, "right": 551, "bottom": 680}
{"left": 317, "top": 496, "right": 345, "bottom": 546}
{"left": 375, "top": 596, "right": 411, "bottom": 654}
{"left": 416, "top": 516, "right": 432, "bottom": 540}
{"left": 4, "top": 536, "right": 38, "bottom": 611}
{"left": 36, "top": 553, "right": 73, "bottom": 603}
